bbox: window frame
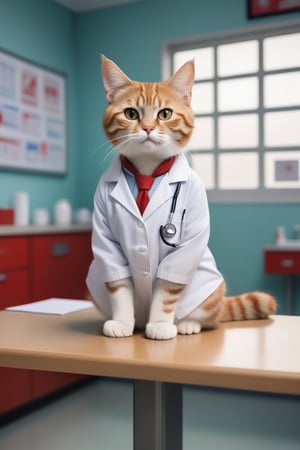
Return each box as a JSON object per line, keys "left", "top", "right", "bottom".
{"left": 162, "top": 20, "right": 300, "bottom": 203}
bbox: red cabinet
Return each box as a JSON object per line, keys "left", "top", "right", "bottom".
{"left": 0, "top": 369, "right": 31, "bottom": 414}
{"left": 0, "top": 228, "right": 93, "bottom": 415}
{"left": 264, "top": 246, "right": 300, "bottom": 315}
{"left": 0, "top": 237, "right": 29, "bottom": 308}
{"left": 0, "top": 236, "right": 31, "bottom": 414}
{"left": 31, "top": 371, "right": 89, "bottom": 400}
{"left": 31, "top": 233, "right": 92, "bottom": 300}
{"left": 0, "top": 270, "right": 29, "bottom": 309}
{"left": 0, "top": 237, "right": 29, "bottom": 270}
{"left": 265, "top": 249, "right": 300, "bottom": 274}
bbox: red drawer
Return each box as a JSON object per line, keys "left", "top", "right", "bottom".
{"left": 0, "top": 368, "right": 31, "bottom": 414}
{"left": 31, "top": 233, "right": 92, "bottom": 300}
{"left": 0, "top": 237, "right": 29, "bottom": 270}
{"left": 264, "top": 250, "right": 300, "bottom": 274}
{"left": 0, "top": 269, "right": 29, "bottom": 309}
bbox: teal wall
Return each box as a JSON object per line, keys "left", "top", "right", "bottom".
{"left": 0, "top": 0, "right": 300, "bottom": 312}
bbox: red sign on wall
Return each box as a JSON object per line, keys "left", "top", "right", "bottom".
{"left": 248, "top": 0, "right": 300, "bottom": 18}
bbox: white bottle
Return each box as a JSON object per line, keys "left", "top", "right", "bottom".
{"left": 14, "top": 192, "right": 29, "bottom": 226}
{"left": 54, "top": 199, "right": 72, "bottom": 226}
{"left": 275, "top": 226, "right": 286, "bottom": 245}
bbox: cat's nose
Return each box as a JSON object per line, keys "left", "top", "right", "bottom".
{"left": 143, "top": 127, "right": 154, "bottom": 135}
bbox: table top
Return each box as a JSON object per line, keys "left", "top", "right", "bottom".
{"left": 0, "top": 308, "right": 299, "bottom": 395}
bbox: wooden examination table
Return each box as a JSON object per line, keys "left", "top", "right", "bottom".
{"left": 0, "top": 308, "right": 299, "bottom": 450}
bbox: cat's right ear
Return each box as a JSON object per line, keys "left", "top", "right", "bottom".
{"left": 101, "top": 55, "right": 132, "bottom": 103}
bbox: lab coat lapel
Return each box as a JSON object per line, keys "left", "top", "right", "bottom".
{"left": 105, "top": 158, "right": 140, "bottom": 219}
{"left": 106, "top": 154, "right": 190, "bottom": 221}
{"left": 111, "top": 174, "right": 140, "bottom": 218}
{"left": 143, "top": 155, "right": 190, "bottom": 220}
{"left": 143, "top": 175, "right": 173, "bottom": 220}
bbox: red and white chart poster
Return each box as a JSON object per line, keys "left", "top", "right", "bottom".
{"left": 0, "top": 50, "right": 66, "bottom": 174}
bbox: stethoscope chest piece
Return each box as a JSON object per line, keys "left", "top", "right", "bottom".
{"left": 161, "top": 222, "right": 177, "bottom": 238}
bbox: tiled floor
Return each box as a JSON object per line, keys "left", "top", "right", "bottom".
{"left": 1, "top": 378, "right": 300, "bottom": 450}
{"left": 0, "top": 379, "right": 133, "bottom": 450}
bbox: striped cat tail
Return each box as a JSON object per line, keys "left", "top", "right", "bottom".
{"left": 220, "top": 292, "right": 277, "bottom": 322}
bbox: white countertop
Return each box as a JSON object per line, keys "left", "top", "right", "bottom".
{"left": 265, "top": 241, "right": 300, "bottom": 251}
{"left": 0, "top": 224, "right": 92, "bottom": 236}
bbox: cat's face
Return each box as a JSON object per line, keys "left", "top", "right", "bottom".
{"left": 101, "top": 56, "right": 194, "bottom": 169}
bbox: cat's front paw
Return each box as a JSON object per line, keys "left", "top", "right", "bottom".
{"left": 146, "top": 322, "right": 177, "bottom": 340}
{"left": 103, "top": 320, "right": 133, "bottom": 337}
{"left": 177, "top": 320, "right": 201, "bottom": 335}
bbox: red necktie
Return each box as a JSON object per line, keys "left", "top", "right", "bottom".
{"left": 120, "top": 155, "right": 177, "bottom": 215}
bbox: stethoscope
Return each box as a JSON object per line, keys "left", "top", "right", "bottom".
{"left": 159, "top": 182, "right": 185, "bottom": 248}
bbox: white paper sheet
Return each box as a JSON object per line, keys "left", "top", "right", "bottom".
{"left": 6, "top": 298, "right": 94, "bottom": 315}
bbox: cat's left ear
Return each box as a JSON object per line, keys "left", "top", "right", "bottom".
{"left": 167, "top": 60, "right": 194, "bottom": 104}
{"left": 101, "top": 55, "right": 132, "bottom": 103}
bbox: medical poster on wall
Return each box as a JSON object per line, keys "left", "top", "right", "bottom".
{"left": 0, "top": 49, "right": 66, "bottom": 174}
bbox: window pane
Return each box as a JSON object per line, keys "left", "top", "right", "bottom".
{"left": 218, "top": 77, "right": 258, "bottom": 112}
{"left": 217, "top": 41, "right": 258, "bottom": 76}
{"left": 264, "top": 33, "right": 300, "bottom": 71}
{"left": 264, "top": 72, "right": 300, "bottom": 108}
{"left": 265, "top": 151, "right": 300, "bottom": 188}
{"left": 187, "top": 117, "right": 214, "bottom": 150}
{"left": 171, "top": 27, "right": 300, "bottom": 201}
{"left": 192, "top": 82, "right": 214, "bottom": 114}
{"left": 190, "top": 153, "right": 215, "bottom": 189}
{"left": 219, "top": 114, "right": 258, "bottom": 148}
{"left": 219, "top": 152, "right": 259, "bottom": 189}
{"left": 174, "top": 47, "right": 214, "bottom": 80}
{"left": 264, "top": 111, "right": 300, "bottom": 147}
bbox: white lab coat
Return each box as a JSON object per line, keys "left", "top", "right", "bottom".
{"left": 86, "top": 154, "right": 223, "bottom": 327}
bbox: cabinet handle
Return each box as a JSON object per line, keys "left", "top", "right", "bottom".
{"left": 0, "top": 273, "right": 7, "bottom": 282}
{"left": 51, "top": 242, "right": 70, "bottom": 256}
{"left": 281, "top": 259, "right": 294, "bottom": 268}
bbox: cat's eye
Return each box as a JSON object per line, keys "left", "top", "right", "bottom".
{"left": 124, "top": 108, "right": 139, "bottom": 120}
{"left": 158, "top": 108, "right": 173, "bottom": 121}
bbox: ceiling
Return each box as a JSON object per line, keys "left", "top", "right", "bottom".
{"left": 53, "top": 0, "right": 141, "bottom": 12}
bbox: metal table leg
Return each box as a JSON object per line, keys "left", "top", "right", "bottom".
{"left": 134, "top": 380, "right": 182, "bottom": 450}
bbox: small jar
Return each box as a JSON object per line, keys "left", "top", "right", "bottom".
{"left": 33, "top": 208, "right": 49, "bottom": 226}
{"left": 54, "top": 199, "right": 72, "bottom": 225}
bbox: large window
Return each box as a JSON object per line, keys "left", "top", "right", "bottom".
{"left": 163, "top": 22, "right": 300, "bottom": 202}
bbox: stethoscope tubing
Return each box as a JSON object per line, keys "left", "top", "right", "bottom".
{"left": 160, "top": 182, "right": 183, "bottom": 248}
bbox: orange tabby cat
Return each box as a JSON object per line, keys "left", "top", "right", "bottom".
{"left": 86, "top": 56, "right": 276, "bottom": 340}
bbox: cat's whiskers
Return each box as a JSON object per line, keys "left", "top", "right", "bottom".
{"left": 89, "top": 133, "right": 140, "bottom": 165}
{"left": 88, "top": 140, "right": 113, "bottom": 164}
{"left": 114, "top": 134, "right": 142, "bottom": 157}
{"left": 103, "top": 144, "right": 115, "bottom": 162}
